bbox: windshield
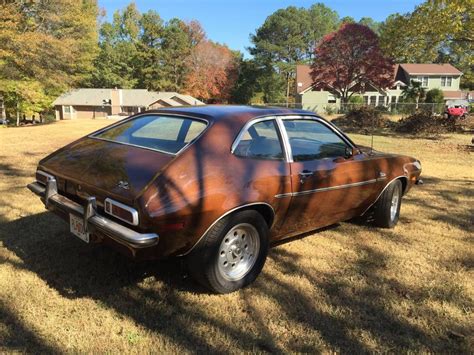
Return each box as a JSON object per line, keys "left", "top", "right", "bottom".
{"left": 92, "top": 115, "right": 207, "bottom": 154}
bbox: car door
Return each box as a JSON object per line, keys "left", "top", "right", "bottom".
{"left": 231, "top": 118, "right": 293, "bottom": 232}
{"left": 276, "top": 117, "right": 382, "bottom": 236}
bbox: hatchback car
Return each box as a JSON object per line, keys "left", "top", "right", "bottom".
{"left": 28, "top": 106, "right": 422, "bottom": 293}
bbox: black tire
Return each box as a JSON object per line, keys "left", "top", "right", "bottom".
{"left": 186, "top": 210, "right": 269, "bottom": 294}
{"left": 373, "top": 179, "right": 403, "bottom": 228}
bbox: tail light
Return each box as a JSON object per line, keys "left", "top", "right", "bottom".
{"left": 104, "top": 198, "right": 139, "bottom": 226}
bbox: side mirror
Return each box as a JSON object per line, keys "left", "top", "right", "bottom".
{"left": 344, "top": 146, "right": 354, "bottom": 159}
{"left": 334, "top": 147, "right": 359, "bottom": 163}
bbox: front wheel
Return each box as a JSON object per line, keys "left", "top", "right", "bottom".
{"left": 186, "top": 210, "right": 269, "bottom": 294}
{"left": 373, "top": 179, "right": 403, "bottom": 228}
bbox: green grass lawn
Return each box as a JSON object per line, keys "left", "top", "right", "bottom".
{"left": 0, "top": 119, "right": 472, "bottom": 352}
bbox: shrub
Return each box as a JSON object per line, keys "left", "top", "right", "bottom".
{"left": 348, "top": 95, "right": 364, "bottom": 104}
{"left": 324, "top": 105, "right": 336, "bottom": 115}
{"left": 425, "top": 88, "right": 444, "bottom": 104}
{"left": 425, "top": 89, "right": 445, "bottom": 113}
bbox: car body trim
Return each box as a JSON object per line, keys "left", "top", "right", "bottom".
{"left": 275, "top": 117, "right": 294, "bottom": 163}
{"left": 274, "top": 177, "right": 385, "bottom": 198}
{"left": 178, "top": 202, "right": 275, "bottom": 256}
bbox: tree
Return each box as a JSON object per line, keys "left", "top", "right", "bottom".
{"left": 250, "top": 6, "right": 311, "bottom": 104}
{"left": 379, "top": 0, "right": 474, "bottom": 89}
{"left": 231, "top": 58, "right": 261, "bottom": 104}
{"left": 0, "top": 0, "right": 99, "bottom": 122}
{"left": 249, "top": 4, "right": 348, "bottom": 104}
{"left": 310, "top": 23, "right": 394, "bottom": 103}
{"left": 136, "top": 10, "right": 164, "bottom": 90}
{"left": 184, "top": 41, "right": 238, "bottom": 102}
{"left": 159, "top": 18, "right": 195, "bottom": 91}
{"left": 340, "top": 16, "right": 355, "bottom": 24}
{"left": 2, "top": 80, "right": 50, "bottom": 125}
{"left": 401, "top": 80, "right": 426, "bottom": 109}
{"left": 89, "top": 4, "right": 141, "bottom": 88}
{"left": 358, "top": 17, "right": 381, "bottom": 35}
{"left": 307, "top": 4, "right": 339, "bottom": 58}
{"left": 378, "top": 14, "right": 413, "bottom": 62}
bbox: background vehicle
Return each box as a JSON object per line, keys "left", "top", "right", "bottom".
{"left": 445, "top": 99, "right": 469, "bottom": 119}
{"left": 28, "top": 106, "right": 422, "bottom": 293}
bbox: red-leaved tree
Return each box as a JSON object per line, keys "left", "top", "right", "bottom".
{"left": 311, "top": 23, "right": 394, "bottom": 103}
{"left": 184, "top": 41, "right": 238, "bottom": 102}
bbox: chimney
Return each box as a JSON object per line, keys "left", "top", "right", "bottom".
{"left": 110, "top": 88, "right": 122, "bottom": 115}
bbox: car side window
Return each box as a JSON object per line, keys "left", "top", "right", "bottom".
{"left": 234, "top": 120, "right": 284, "bottom": 160}
{"left": 283, "top": 119, "right": 349, "bottom": 162}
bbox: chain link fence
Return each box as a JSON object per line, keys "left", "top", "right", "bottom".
{"left": 258, "top": 102, "right": 446, "bottom": 116}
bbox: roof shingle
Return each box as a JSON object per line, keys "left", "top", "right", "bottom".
{"left": 53, "top": 89, "right": 204, "bottom": 107}
{"left": 399, "top": 63, "right": 462, "bottom": 75}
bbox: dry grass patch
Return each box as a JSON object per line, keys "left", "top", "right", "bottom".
{"left": 0, "top": 120, "right": 473, "bottom": 352}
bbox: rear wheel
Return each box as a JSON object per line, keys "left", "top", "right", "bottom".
{"left": 186, "top": 210, "right": 269, "bottom": 294}
{"left": 373, "top": 179, "right": 403, "bottom": 228}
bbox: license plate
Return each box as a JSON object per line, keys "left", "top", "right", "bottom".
{"left": 69, "top": 213, "right": 89, "bottom": 243}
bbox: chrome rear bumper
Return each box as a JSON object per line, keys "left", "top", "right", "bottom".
{"left": 27, "top": 179, "right": 159, "bottom": 248}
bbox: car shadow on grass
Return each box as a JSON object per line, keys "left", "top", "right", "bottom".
{"left": 1, "top": 210, "right": 472, "bottom": 352}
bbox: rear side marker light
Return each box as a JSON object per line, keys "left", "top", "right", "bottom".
{"left": 104, "top": 198, "right": 139, "bottom": 226}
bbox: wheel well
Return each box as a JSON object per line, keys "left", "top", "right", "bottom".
{"left": 239, "top": 204, "right": 275, "bottom": 228}
{"left": 398, "top": 176, "right": 408, "bottom": 194}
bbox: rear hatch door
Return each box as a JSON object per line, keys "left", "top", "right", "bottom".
{"left": 39, "top": 137, "right": 174, "bottom": 203}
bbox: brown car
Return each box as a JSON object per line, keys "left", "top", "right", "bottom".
{"left": 28, "top": 106, "right": 422, "bottom": 293}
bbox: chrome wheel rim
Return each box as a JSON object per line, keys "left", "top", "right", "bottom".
{"left": 217, "top": 223, "right": 260, "bottom": 281}
{"left": 390, "top": 185, "right": 400, "bottom": 221}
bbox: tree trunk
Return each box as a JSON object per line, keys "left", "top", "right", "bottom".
{"left": 16, "top": 101, "right": 20, "bottom": 127}
{"left": 415, "top": 96, "right": 419, "bottom": 110}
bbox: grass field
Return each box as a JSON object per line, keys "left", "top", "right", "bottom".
{"left": 0, "top": 119, "right": 472, "bottom": 353}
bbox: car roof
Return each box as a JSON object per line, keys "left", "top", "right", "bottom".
{"left": 145, "top": 105, "right": 315, "bottom": 123}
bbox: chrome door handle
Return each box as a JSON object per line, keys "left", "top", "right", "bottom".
{"left": 298, "top": 170, "right": 314, "bottom": 183}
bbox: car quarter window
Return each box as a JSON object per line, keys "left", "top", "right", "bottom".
{"left": 283, "top": 119, "right": 349, "bottom": 162}
{"left": 233, "top": 120, "right": 284, "bottom": 160}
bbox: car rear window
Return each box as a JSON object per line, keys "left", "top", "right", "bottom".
{"left": 92, "top": 115, "right": 207, "bottom": 154}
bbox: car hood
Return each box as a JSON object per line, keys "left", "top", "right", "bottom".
{"left": 39, "top": 137, "right": 174, "bottom": 202}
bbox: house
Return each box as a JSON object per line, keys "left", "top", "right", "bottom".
{"left": 53, "top": 88, "right": 204, "bottom": 120}
{"left": 296, "top": 63, "right": 465, "bottom": 112}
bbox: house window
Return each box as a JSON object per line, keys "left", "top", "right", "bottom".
{"left": 416, "top": 76, "right": 429, "bottom": 87}
{"left": 370, "top": 96, "right": 377, "bottom": 106}
{"left": 363, "top": 96, "right": 369, "bottom": 105}
{"left": 391, "top": 96, "right": 397, "bottom": 104}
{"left": 378, "top": 96, "right": 385, "bottom": 106}
{"left": 64, "top": 105, "right": 71, "bottom": 114}
{"left": 441, "top": 76, "right": 452, "bottom": 87}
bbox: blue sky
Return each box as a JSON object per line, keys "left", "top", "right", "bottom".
{"left": 99, "top": 0, "right": 424, "bottom": 56}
